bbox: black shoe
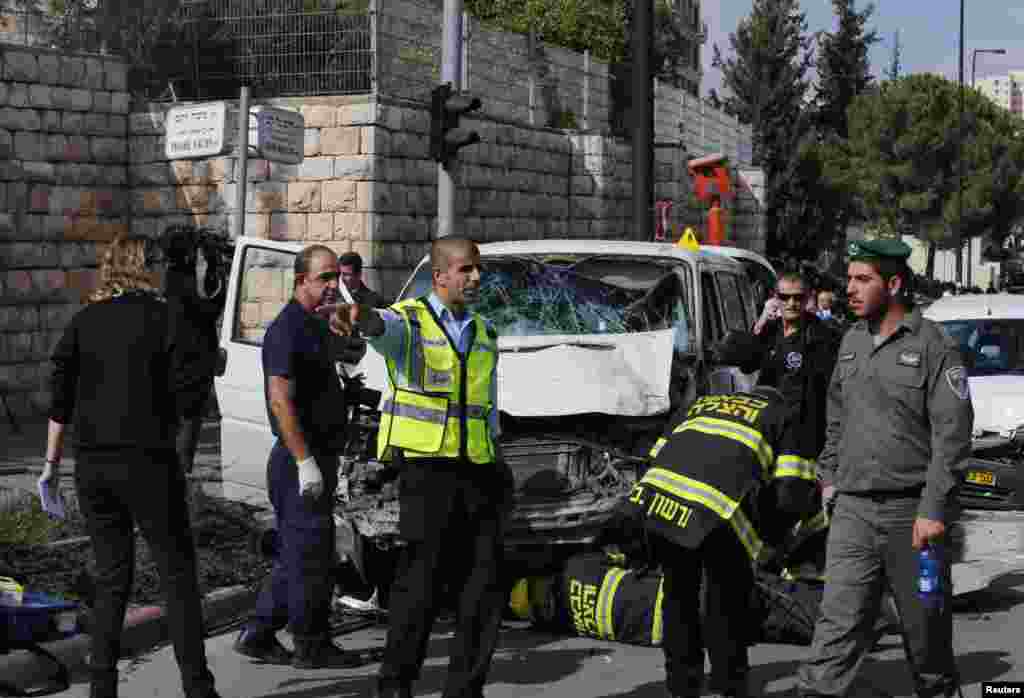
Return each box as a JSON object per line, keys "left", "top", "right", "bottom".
{"left": 292, "top": 634, "right": 366, "bottom": 669}
{"left": 233, "top": 628, "right": 293, "bottom": 665}
{"left": 372, "top": 677, "right": 413, "bottom": 698}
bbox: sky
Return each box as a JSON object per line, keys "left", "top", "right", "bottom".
{"left": 702, "top": 1, "right": 1024, "bottom": 97}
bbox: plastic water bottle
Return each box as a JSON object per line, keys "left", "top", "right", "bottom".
{"left": 917, "top": 545, "right": 943, "bottom": 609}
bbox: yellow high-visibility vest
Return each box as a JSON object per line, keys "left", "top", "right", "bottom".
{"left": 377, "top": 297, "right": 497, "bottom": 463}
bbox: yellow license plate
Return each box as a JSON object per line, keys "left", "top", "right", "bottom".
{"left": 966, "top": 470, "right": 996, "bottom": 487}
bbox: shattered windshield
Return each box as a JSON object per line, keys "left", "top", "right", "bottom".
{"left": 400, "top": 255, "right": 695, "bottom": 349}
{"left": 940, "top": 320, "right": 1024, "bottom": 376}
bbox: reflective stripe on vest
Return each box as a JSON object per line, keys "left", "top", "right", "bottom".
{"left": 596, "top": 568, "right": 628, "bottom": 641}
{"left": 640, "top": 466, "right": 766, "bottom": 561}
{"left": 782, "top": 564, "right": 826, "bottom": 583}
{"left": 651, "top": 578, "right": 665, "bottom": 646}
{"left": 379, "top": 398, "right": 489, "bottom": 423}
{"left": 673, "top": 416, "right": 774, "bottom": 473}
{"left": 794, "top": 507, "right": 830, "bottom": 536}
{"left": 649, "top": 437, "right": 667, "bottom": 459}
{"left": 774, "top": 454, "right": 817, "bottom": 481}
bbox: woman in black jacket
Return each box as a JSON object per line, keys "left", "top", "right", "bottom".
{"left": 39, "top": 234, "right": 221, "bottom": 698}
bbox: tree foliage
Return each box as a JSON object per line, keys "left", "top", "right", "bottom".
{"left": 464, "top": 0, "right": 698, "bottom": 85}
{"left": 802, "top": 0, "right": 877, "bottom": 270}
{"left": 885, "top": 30, "right": 902, "bottom": 82}
{"left": 831, "top": 74, "right": 1024, "bottom": 267}
{"left": 712, "top": 0, "right": 815, "bottom": 259}
{"left": 815, "top": 0, "right": 877, "bottom": 139}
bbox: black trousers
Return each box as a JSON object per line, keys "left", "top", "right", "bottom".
{"left": 175, "top": 382, "right": 212, "bottom": 474}
{"left": 656, "top": 522, "right": 754, "bottom": 698}
{"left": 74, "top": 448, "right": 215, "bottom": 698}
{"left": 378, "top": 456, "right": 513, "bottom": 698}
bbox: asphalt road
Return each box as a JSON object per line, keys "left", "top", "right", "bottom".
{"left": 30, "top": 571, "right": 1024, "bottom": 698}
{"left": 5, "top": 420, "right": 1023, "bottom": 697}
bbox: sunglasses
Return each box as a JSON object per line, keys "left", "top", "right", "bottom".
{"left": 776, "top": 292, "right": 806, "bottom": 302}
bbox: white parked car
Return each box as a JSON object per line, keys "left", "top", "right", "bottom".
{"left": 923, "top": 294, "right": 1024, "bottom": 510}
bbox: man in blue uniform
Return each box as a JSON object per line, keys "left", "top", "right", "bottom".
{"left": 234, "top": 244, "right": 365, "bottom": 669}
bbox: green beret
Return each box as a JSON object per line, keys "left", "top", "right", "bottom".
{"left": 847, "top": 238, "right": 912, "bottom": 262}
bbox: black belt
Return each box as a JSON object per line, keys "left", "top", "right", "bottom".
{"left": 842, "top": 485, "right": 924, "bottom": 502}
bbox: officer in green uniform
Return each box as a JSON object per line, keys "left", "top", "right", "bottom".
{"left": 797, "top": 239, "right": 974, "bottom": 698}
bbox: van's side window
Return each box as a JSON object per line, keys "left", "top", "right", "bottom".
{"left": 715, "top": 272, "right": 749, "bottom": 333}
{"left": 233, "top": 247, "right": 297, "bottom": 345}
{"left": 701, "top": 271, "right": 723, "bottom": 346}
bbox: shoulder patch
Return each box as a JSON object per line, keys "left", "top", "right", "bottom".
{"left": 898, "top": 351, "right": 921, "bottom": 367}
{"left": 945, "top": 366, "right": 970, "bottom": 401}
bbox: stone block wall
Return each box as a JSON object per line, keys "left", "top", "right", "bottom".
{"left": 128, "top": 94, "right": 762, "bottom": 303}
{"left": 377, "top": 0, "right": 753, "bottom": 165}
{"left": 0, "top": 45, "right": 130, "bottom": 417}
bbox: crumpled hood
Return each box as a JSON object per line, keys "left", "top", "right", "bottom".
{"left": 356, "top": 329, "right": 675, "bottom": 418}
{"left": 969, "top": 375, "right": 1024, "bottom": 435}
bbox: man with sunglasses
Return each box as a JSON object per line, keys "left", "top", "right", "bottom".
{"left": 752, "top": 272, "right": 841, "bottom": 460}
{"left": 234, "top": 245, "right": 366, "bottom": 669}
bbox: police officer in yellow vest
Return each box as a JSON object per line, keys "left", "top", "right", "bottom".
{"left": 326, "top": 237, "right": 512, "bottom": 698}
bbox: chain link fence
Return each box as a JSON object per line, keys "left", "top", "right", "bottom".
{"left": 0, "top": 1, "right": 103, "bottom": 53}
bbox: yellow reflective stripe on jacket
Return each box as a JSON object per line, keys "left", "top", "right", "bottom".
{"left": 728, "top": 507, "right": 766, "bottom": 561}
{"left": 774, "top": 454, "right": 817, "bottom": 481}
{"left": 379, "top": 399, "right": 489, "bottom": 422}
{"left": 673, "top": 416, "right": 774, "bottom": 472}
{"left": 796, "top": 507, "right": 830, "bottom": 535}
{"left": 648, "top": 437, "right": 667, "bottom": 459}
{"left": 405, "top": 312, "right": 427, "bottom": 391}
{"left": 782, "top": 565, "right": 826, "bottom": 582}
{"left": 651, "top": 578, "right": 665, "bottom": 646}
{"left": 640, "top": 467, "right": 740, "bottom": 519}
{"left": 596, "top": 568, "right": 628, "bottom": 641}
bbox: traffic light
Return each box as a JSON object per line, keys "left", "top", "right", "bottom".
{"left": 430, "top": 82, "right": 482, "bottom": 169}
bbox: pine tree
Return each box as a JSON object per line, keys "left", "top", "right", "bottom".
{"left": 816, "top": 0, "right": 878, "bottom": 139}
{"left": 886, "top": 30, "right": 902, "bottom": 82}
{"left": 712, "top": 0, "right": 815, "bottom": 259}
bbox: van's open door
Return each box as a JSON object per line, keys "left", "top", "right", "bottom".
{"left": 215, "top": 237, "right": 303, "bottom": 506}
{"left": 214, "top": 237, "right": 389, "bottom": 506}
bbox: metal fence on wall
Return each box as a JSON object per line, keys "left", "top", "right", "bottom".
{"left": 0, "top": 3, "right": 102, "bottom": 52}
{"left": 375, "top": 0, "right": 754, "bottom": 167}
{"left": 175, "top": 0, "right": 373, "bottom": 100}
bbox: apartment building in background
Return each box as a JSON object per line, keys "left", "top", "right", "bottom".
{"left": 976, "top": 71, "right": 1024, "bottom": 118}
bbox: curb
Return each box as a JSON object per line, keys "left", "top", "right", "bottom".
{"left": 0, "top": 584, "right": 257, "bottom": 691}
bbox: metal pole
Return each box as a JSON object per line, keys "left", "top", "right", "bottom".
{"left": 437, "top": 0, "right": 463, "bottom": 239}
{"left": 632, "top": 0, "right": 654, "bottom": 242}
{"left": 956, "top": 0, "right": 964, "bottom": 285}
{"left": 233, "top": 86, "right": 250, "bottom": 240}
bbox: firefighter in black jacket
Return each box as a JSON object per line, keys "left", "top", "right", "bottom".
{"left": 625, "top": 334, "right": 820, "bottom": 698}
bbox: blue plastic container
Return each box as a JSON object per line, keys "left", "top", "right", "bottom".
{"left": 1, "top": 591, "right": 79, "bottom": 644}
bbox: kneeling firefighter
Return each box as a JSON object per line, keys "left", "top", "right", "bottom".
{"left": 622, "top": 331, "right": 821, "bottom": 698}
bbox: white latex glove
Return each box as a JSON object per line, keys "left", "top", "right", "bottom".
{"left": 38, "top": 461, "right": 66, "bottom": 518}
{"left": 297, "top": 456, "right": 324, "bottom": 499}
